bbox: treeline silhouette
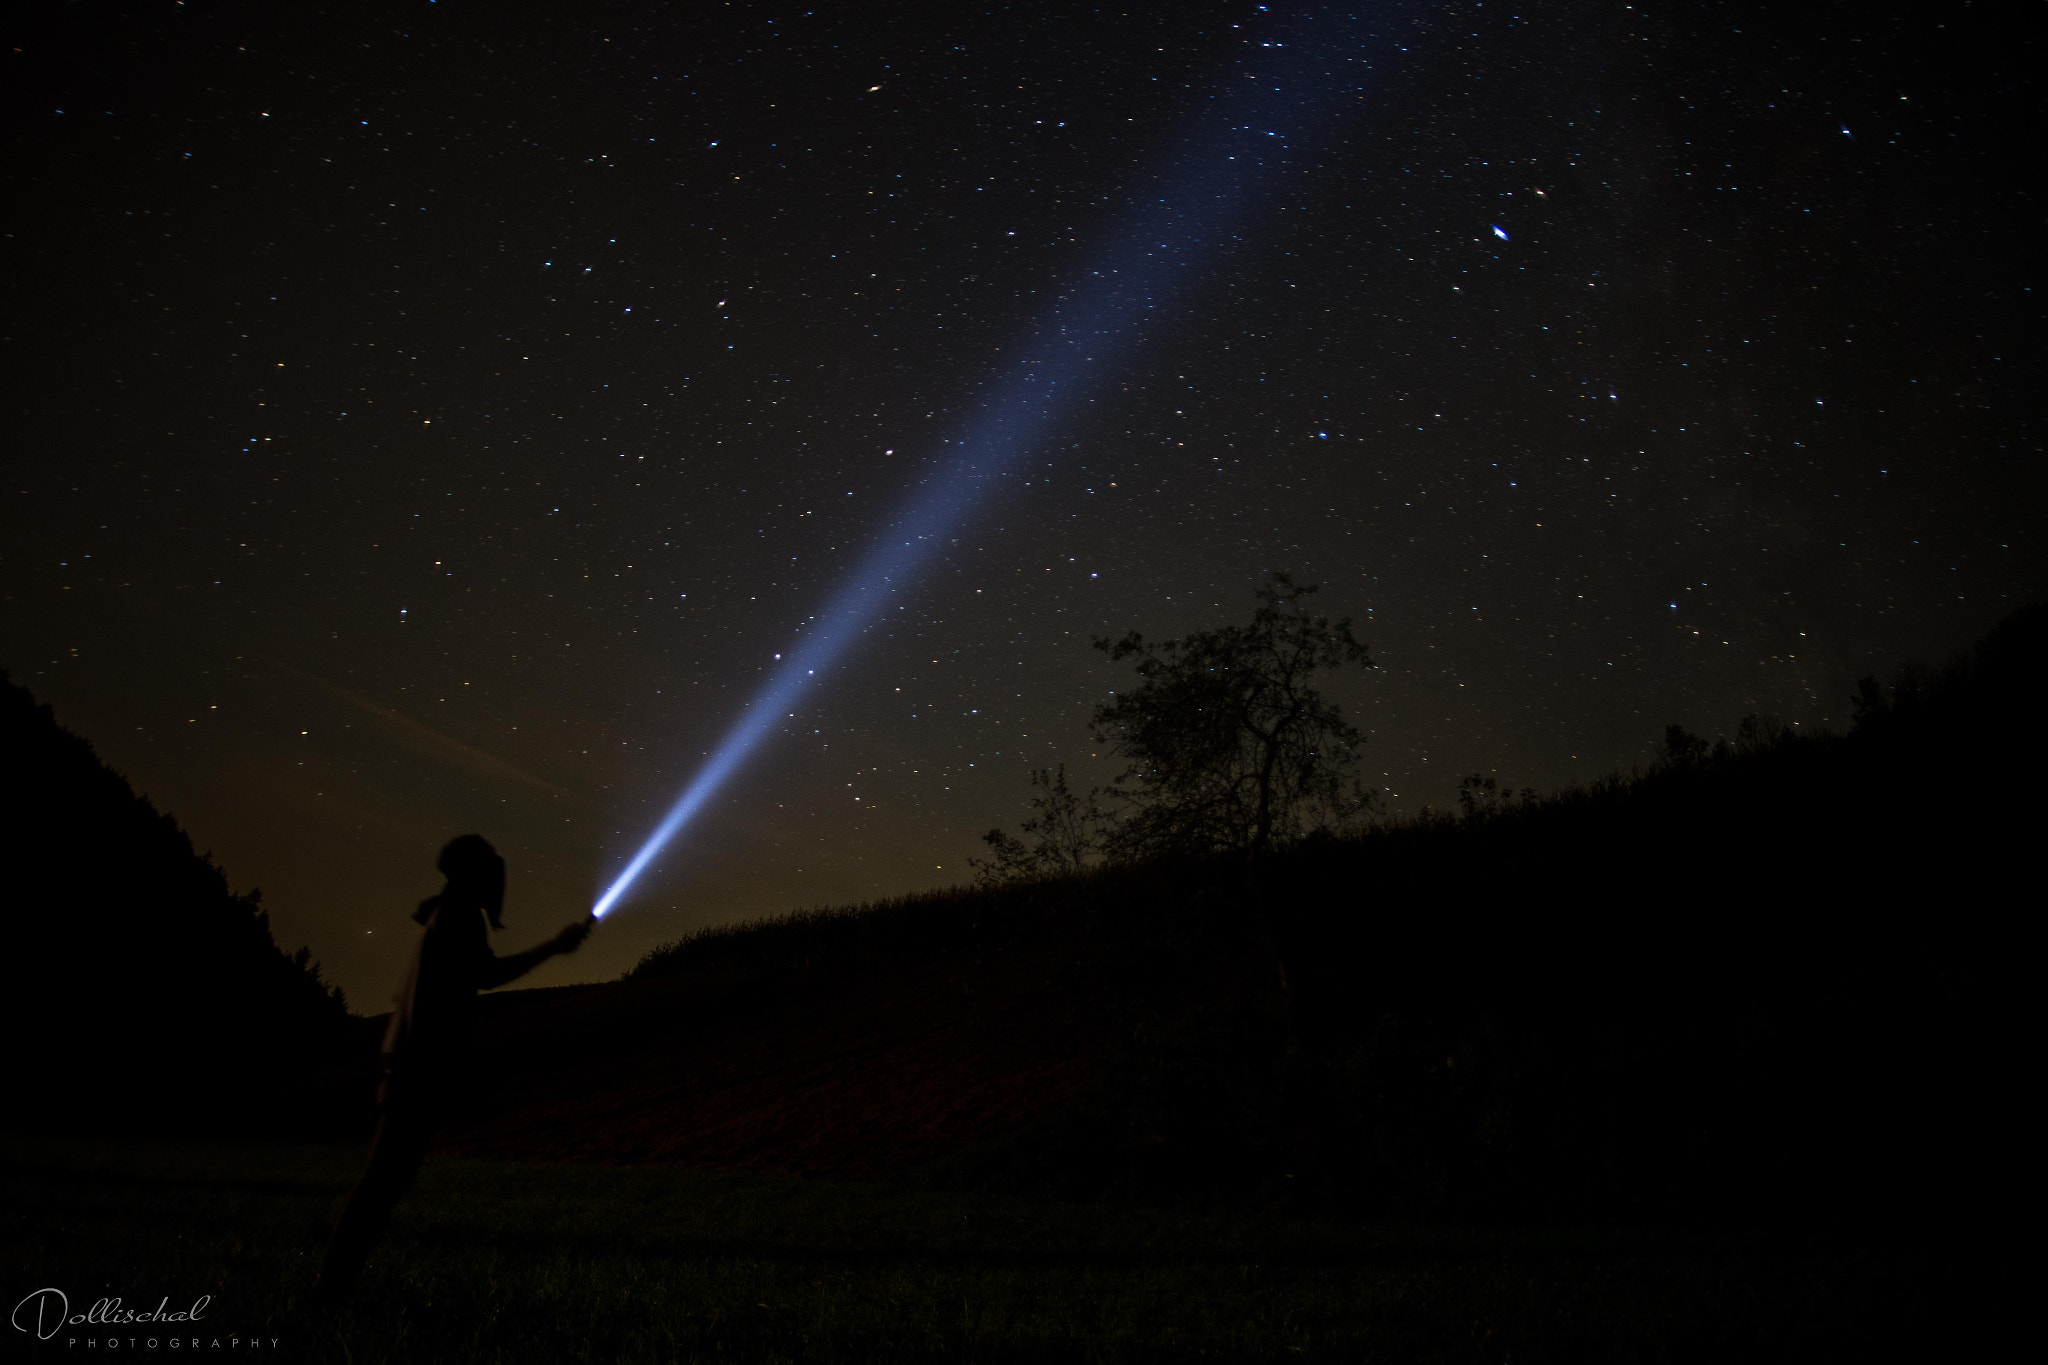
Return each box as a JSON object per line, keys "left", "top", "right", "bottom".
{"left": 633, "top": 604, "right": 2042, "bottom": 1224}
{"left": 1, "top": 671, "right": 363, "bottom": 1137}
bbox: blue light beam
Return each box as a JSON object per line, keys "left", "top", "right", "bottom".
{"left": 592, "top": 7, "right": 1389, "bottom": 918}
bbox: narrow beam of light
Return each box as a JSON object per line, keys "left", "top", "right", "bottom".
{"left": 593, "top": 6, "right": 1390, "bottom": 918}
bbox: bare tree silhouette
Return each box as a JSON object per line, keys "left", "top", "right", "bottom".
{"left": 1090, "top": 572, "right": 1378, "bottom": 864}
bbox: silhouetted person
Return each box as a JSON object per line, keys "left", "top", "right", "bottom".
{"left": 315, "top": 834, "right": 589, "bottom": 1303}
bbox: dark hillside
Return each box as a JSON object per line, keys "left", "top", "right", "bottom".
{"left": 432, "top": 932, "right": 1252, "bottom": 1179}
{"left": 1023, "top": 605, "right": 2043, "bottom": 1222}
{"left": 432, "top": 606, "right": 2040, "bottom": 1227}
{"left": 13, "top": 603, "right": 2033, "bottom": 1227}
{"left": 0, "top": 671, "right": 360, "bottom": 1136}
{"left": 428, "top": 856, "right": 1278, "bottom": 1175}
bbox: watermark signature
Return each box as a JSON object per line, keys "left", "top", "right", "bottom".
{"left": 11, "top": 1288, "right": 277, "bottom": 1349}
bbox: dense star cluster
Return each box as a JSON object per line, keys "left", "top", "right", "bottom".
{"left": 3, "top": 1, "right": 2036, "bottom": 999}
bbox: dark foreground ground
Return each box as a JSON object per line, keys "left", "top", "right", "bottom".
{"left": 1, "top": 1138, "right": 2011, "bottom": 1364}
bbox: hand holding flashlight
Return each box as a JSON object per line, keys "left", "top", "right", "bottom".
{"left": 551, "top": 918, "right": 594, "bottom": 956}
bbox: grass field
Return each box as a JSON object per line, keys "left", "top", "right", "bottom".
{"left": 1, "top": 1137, "right": 1989, "bottom": 1364}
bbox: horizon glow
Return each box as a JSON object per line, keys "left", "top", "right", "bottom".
{"left": 592, "top": 6, "right": 1388, "bottom": 919}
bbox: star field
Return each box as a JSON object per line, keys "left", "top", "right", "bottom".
{"left": 3, "top": 1, "right": 2037, "bottom": 999}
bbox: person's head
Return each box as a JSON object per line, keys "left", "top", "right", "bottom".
{"left": 414, "top": 833, "right": 506, "bottom": 928}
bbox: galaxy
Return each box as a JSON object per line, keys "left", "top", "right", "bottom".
{"left": 3, "top": 1, "right": 2037, "bottom": 1000}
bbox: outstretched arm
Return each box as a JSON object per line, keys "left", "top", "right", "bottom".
{"left": 476, "top": 918, "right": 591, "bottom": 990}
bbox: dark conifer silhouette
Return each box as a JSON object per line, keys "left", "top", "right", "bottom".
{"left": 0, "top": 670, "right": 352, "bottom": 1135}
{"left": 1661, "top": 723, "right": 1709, "bottom": 766}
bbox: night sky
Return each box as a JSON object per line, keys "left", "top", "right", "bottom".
{"left": 4, "top": 1, "right": 2037, "bottom": 1003}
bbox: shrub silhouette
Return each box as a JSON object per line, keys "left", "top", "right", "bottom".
{"left": 973, "top": 763, "right": 1103, "bottom": 886}
{"left": 1455, "top": 773, "right": 1534, "bottom": 821}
